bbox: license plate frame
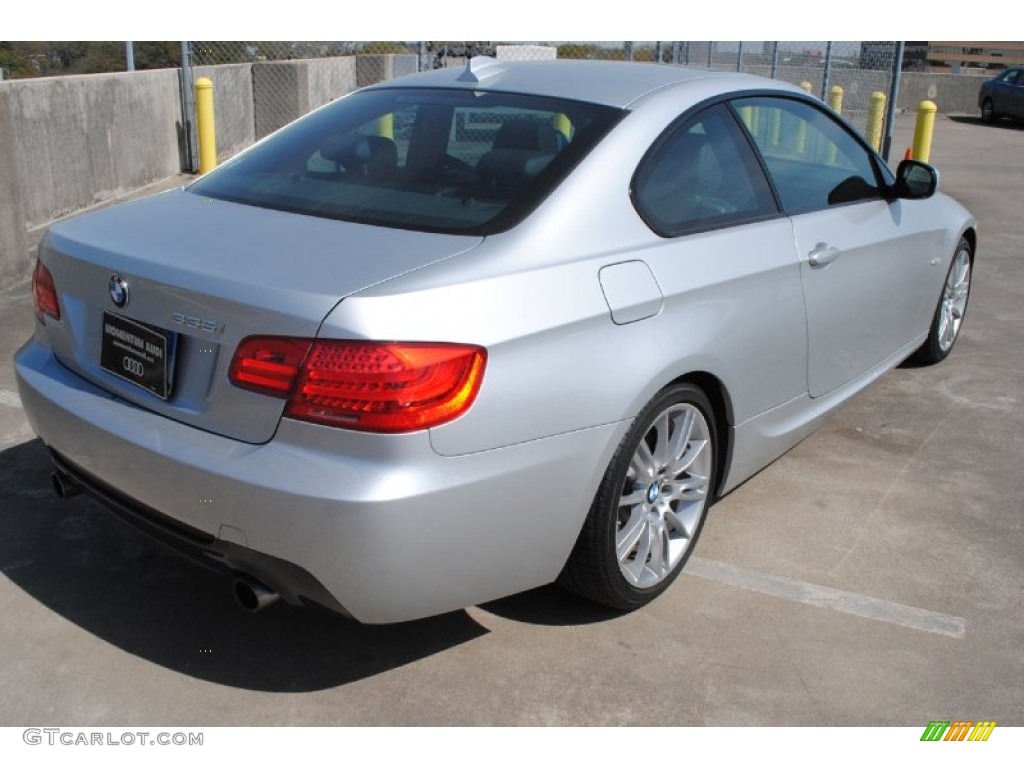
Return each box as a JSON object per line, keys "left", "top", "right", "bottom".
{"left": 100, "top": 311, "right": 176, "bottom": 400}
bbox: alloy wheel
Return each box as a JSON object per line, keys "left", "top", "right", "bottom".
{"left": 615, "top": 403, "right": 712, "bottom": 588}
{"left": 937, "top": 246, "right": 971, "bottom": 353}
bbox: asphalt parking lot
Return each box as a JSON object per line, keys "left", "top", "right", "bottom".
{"left": 0, "top": 114, "right": 1021, "bottom": 726}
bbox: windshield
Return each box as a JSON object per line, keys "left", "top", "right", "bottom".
{"left": 190, "top": 88, "right": 624, "bottom": 235}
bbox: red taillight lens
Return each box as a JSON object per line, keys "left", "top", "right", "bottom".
{"left": 32, "top": 260, "right": 60, "bottom": 322}
{"left": 229, "top": 338, "right": 486, "bottom": 433}
{"left": 228, "top": 337, "right": 313, "bottom": 397}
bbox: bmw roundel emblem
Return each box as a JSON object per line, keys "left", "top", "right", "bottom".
{"left": 109, "top": 274, "right": 129, "bottom": 308}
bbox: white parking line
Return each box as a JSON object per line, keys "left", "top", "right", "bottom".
{"left": 687, "top": 558, "right": 966, "bottom": 640}
{"left": 0, "top": 390, "right": 22, "bottom": 409}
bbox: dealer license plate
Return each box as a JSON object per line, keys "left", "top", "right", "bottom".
{"left": 99, "top": 311, "right": 175, "bottom": 400}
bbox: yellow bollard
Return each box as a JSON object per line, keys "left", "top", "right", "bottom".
{"left": 827, "top": 85, "right": 843, "bottom": 115}
{"left": 739, "top": 105, "right": 754, "bottom": 131}
{"left": 800, "top": 81, "right": 813, "bottom": 94}
{"left": 769, "top": 108, "right": 781, "bottom": 147}
{"left": 195, "top": 77, "right": 217, "bottom": 174}
{"left": 795, "top": 111, "right": 807, "bottom": 156}
{"left": 553, "top": 112, "right": 572, "bottom": 141}
{"left": 375, "top": 113, "right": 394, "bottom": 139}
{"left": 865, "top": 91, "right": 886, "bottom": 152}
{"left": 912, "top": 100, "right": 938, "bottom": 164}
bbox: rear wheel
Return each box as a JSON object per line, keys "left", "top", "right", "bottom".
{"left": 913, "top": 237, "right": 972, "bottom": 364}
{"left": 559, "top": 383, "right": 717, "bottom": 611}
{"left": 981, "top": 98, "right": 995, "bottom": 123}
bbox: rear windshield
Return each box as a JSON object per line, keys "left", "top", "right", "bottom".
{"left": 190, "top": 88, "right": 623, "bottom": 235}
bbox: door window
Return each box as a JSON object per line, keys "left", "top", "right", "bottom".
{"left": 731, "top": 97, "right": 883, "bottom": 214}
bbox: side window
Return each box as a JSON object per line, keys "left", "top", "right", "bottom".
{"left": 633, "top": 103, "right": 777, "bottom": 236}
{"left": 732, "top": 96, "right": 882, "bottom": 214}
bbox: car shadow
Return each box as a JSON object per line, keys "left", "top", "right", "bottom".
{"left": 480, "top": 584, "right": 626, "bottom": 626}
{"left": 947, "top": 114, "right": 1023, "bottom": 129}
{"left": 0, "top": 439, "right": 488, "bottom": 692}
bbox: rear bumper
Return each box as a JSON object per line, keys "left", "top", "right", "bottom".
{"left": 15, "top": 336, "right": 626, "bottom": 623}
{"left": 49, "top": 450, "right": 349, "bottom": 615}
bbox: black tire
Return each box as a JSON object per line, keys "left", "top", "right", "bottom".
{"left": 559, "top": 382, "right": 717, "bottom": 611}
{"left": 981, "top": 98, "right": 995, "bottom": 124}
{"left": 912, "top": 237, "right": 973, "bottom": 364}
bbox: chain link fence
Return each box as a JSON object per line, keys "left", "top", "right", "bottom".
{"left": 189, "top": 42, "right": 419, "bottom": 140}
{"left": 674, "top": 41, "right": 901, "bottom": 139}
{"left": 181, "top": 41, "right": 903, "bottom": 169}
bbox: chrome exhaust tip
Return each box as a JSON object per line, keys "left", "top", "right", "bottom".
{"left": 51, "top": 470, "right": 81, "bottom": 500}
{"left": 233, "top": 575, "right": 280, "bottom": 612}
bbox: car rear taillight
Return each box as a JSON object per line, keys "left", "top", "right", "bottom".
{"left": 32, "top": 260, "right": 60, "bottom": 322}
{"left": 229, "top": 338, "right": 486, "bottom": 433}
{"left": 228, "top": 337, "right": 314, "bottom": 398}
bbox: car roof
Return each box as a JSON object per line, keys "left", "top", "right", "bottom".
{"left": 366, "top": 58, "right": 790, "bottom": 109}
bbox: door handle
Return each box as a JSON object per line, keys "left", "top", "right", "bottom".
{"left": 808, "top": 243, "right": 841, "bottom": 268}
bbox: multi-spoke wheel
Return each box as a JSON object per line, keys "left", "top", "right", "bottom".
{"left": 913, "top": 237, "right": 973, "bottom": 364}
{"left": 559, "top": 383, "right": 717, "bottom": 610}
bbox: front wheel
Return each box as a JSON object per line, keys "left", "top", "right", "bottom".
{"left": 559, "top": 383, "right": 717, "bottom": 611}
{"left": 913, "top": 237, "right": 972, "bottom": 364}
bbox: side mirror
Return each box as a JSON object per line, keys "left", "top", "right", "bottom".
{"left": 893, "top": 159, "right": 938, "bottom": 200}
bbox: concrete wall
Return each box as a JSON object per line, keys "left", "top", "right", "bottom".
{"left": 0, "top": 85, "right": 29, "bottom": 281}
{"left": 253, "top": 57, "right": 357, "bottom": 138}
{"left": 898, "top": 72, "right": 987, "bottom": 115}
{"left": 0, "top": 55, "right": 421, "bottom": 281}
{"left": 5, "top": 68, "right": 184, "bottom": 231}
{"left": 355, "top": 54, "right": 418, "bottom": 88}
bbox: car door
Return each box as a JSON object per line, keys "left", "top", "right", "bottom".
{"left": 1008, "top": 69, "right": 1024, "bottom": 119}
{"left": 630, "top": 103, "right": 808, "bottom": 421}
{"left": 991, "top": 69, "right": 1017, "bottom": 115}
{"left": 733, "top": 96, "right": 937, "bottom": 398}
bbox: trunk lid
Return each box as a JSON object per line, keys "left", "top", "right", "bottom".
{"left": 40, "top": 188, "right": 483, "bottom": 443}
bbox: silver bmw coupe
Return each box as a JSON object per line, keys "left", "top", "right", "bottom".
{"left": 15, "top": 58, "right": 975, "bottom": 623}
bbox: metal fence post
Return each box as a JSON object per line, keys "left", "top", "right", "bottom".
{"left": 737, "top": 41, "right": 744, "bottom": 72}
{"left": 821, "top": 41, "right": 833, "bottom": 99}
{"left": 707, "top": 42, "right": 713, "bottom": 69}
{"left": 179, "top": 41, "right": 198, "bottom": 173}
{"left": 882, "top": 41, "right": 905, "bottom": 162}
{"left": 125, "top": 42, "right": 134, "bottom": 71}
{"left": 418, "top": 41, "right": 429, "bottom": 72}
{"left": 770, "top": 42, "right": 779, "bottom": 78}
{"left": 623, "top": 42, "right": 634, "bottom": 61}
{"left": 655, "top": 41, "right": 663, "bottom": 64}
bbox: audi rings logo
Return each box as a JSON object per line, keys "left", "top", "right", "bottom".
{"left": 109, "top": 274, "right": 129, "bottom": 308}
{"left": 122, "top": 357, "right": 145, "bottom": 378}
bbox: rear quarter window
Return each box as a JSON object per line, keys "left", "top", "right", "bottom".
{"left": 632, "top": 103, "right": 778, "bottom": 237}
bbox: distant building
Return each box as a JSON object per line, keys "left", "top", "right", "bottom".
{"left": 926, "top": 42, "right": 1024, "bottom": 72}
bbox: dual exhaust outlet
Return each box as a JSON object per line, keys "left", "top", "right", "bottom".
{"left": 50, "top": 469, "right": 280, "bottom": 613}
